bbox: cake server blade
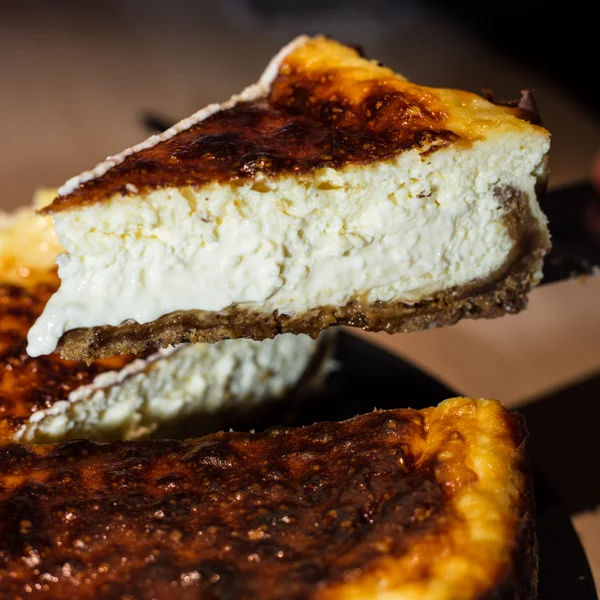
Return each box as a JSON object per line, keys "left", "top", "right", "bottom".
{"left": 541, "top": 182, "right": 600, "bottom": 285}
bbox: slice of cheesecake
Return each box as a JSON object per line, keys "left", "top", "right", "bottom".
{"left": 27, "top": 35, "right": 551, "bottom": 361}
{"left": 0, "top": 398, "right": 536, "bottom": 599}
{"left": 0, "top": 193, "right": 329, "bottom": 443}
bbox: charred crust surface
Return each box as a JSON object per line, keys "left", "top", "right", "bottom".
{"left": 0, "top": 403, "right": 535, "bottom": 599}
{"left": 48, "top": 101, "right": 457, "bottom": 213}
{"left": 49, "top": 42, "right": 475, "bottom": 213}
{"left": 56, "top": 185, "right": 550, "bottom": 363}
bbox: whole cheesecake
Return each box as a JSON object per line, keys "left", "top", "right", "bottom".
{"left": 0, "top": 398, "right": 536, "bottom": 599}
{"left": 26, "top": 35, "right": 551, "bottom": 361}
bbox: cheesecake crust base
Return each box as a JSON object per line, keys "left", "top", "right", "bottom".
{"left": 55, "top": 184, "right": 549, "bottom": 363}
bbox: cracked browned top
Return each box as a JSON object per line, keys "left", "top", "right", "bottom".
{"left": 46, "top": 36, "right": 544, "bottom": 214}
{"left": 0, "top": 279, "right": 137, "bottom": 441}
{"left": 0, "top": 399, "right": 531, "bottom": 599}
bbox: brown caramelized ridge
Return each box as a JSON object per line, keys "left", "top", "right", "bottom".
{"left": 0, "top": 399, "right": 535, "bottom": 600}
{"left": 0, "top": 280, "right": 137, "bottom": 441}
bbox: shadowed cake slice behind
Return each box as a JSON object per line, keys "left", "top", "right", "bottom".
{"left": 27, "top": 35, "right": 551, "bottom": 362}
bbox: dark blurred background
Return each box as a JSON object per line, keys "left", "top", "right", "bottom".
{"left": 427, "top": 0, "right": 597, "bottom": 112}
{"left": 223, "top": 0, "right": 599, "bottom": 111}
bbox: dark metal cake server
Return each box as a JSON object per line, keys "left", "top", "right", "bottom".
{"left": 541, "top": 182, "right": 600, "bottom": 284}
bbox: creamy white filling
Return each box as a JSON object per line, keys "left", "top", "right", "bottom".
{"left": 17, "top": 333, "right": 324, "bottom": 444}
{"left": 27, "top": 134, "right": 549, "bottom": 357}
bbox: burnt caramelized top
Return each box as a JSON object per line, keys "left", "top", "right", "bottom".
{"left": 51, "top": 94, "right": 455, "bottom": 212}
{"left": 0, "top": 410, "right": 445, "bottom": 599}
{"left": 0, "top": 281, "right": 137, "bottom": 440}
{"left": 45, "top": 36, "right": 508, "bottom": 214}
{"left": 0, "top": 402, "right": 528, "bottom": 600}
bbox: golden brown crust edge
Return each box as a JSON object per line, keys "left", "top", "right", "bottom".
{"left": 55, "top": 184, "right": 550, "bottom": 363}
{"left": 476, "top": 411, "right": 538, "bottom": 600}
{"left": 319, "top": 399, "right": 537, "bottom": 600}
{"left": 0, "top": 398, "right": 536, "bottom": 599}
